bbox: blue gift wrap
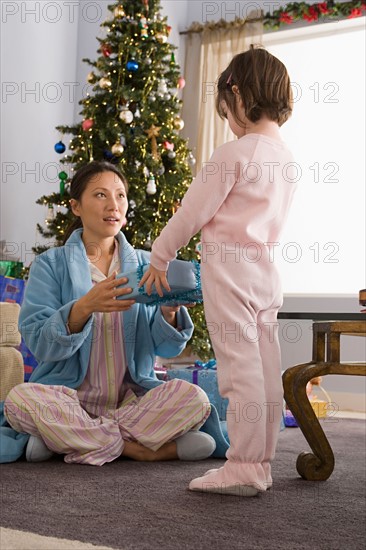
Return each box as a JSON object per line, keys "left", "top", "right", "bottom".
{"left": 166, "top": 360, "right": 229, "bottom": 421}
{"left": 116, "top": 254, "right": 202, "bottom": 306}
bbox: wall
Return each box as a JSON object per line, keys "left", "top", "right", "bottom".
{"left": 1, "top": 1, "right": 80, "bottom": 264}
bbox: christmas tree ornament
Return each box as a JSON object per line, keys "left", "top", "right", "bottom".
{"left": 146, "top": 175, "right": 157, "bottom": 195}
{"left": 156, "top": 32, "right": 167, "bottom": 43}
{"left": 172, "top": 200, "right": 181, "bottom": 214}
{"left": 141, "top": 28, "right": 149, "bottom": 38}
{"left": 111, "top": 142, "right": 124, "bottom": 156}
{"left": 149, "top": 94, "right": 156, "bottom": 102}
{"left": 187, "top": 152, "right": 197, "bottom": 167}
{"left": 119, "top": 107, "right": 134, "bottom": 124}
{"left": 144, "top": 57, "right": 152, "bottom": 65}
{"left": 164, "top": 93, "right": 172, "bottom": 101}
{"left": 54, "top": 141, "right": 66, "bottom": 154}
{"left": 120, "top": 134, "right": 127, "bottom": 146}
{"left": 178, "top": 76, "right": 186, "bottom": 89}
{"left": 46, "top": 204, "right": 54, "bottom": 223}
{"left": 87, "top": 72, "right": 96, "bottom": 83}
{"left": 99, "top": 77, "right": 112, "bottom": 89}
{"left": 158, "top": 79, "right": 168, "bottom": 95}
{"left": 167, "top": 25, "right": 172, "bottom": 35}
{"left": 143, "top": 166, "right": 150, "bottom": 178}
{"left": 168, "top": 150, "right": 176, "bottom": 159}
{"left": 134, "top": 108, "right": 141, "bottom": 118}
{"left": 143, "top": 237, "right": 152, "bottom": 250}
{"left": 113, "top": 6, "right": 125, "bottom": 18}
{"left": 145, "top": 125, "right": 161, "bottom": 160}
{"left": 173, "top": 116, "right": 185, "bottom": 130}
{"left": 163, "top": 141, "right": 174, "bottom": 151}
{"left": 171, "top": 53, "right": 176, "bottom": 63}
{"left": 129, "top": 200, "right": 136, "bottom": 209}
{"left": 101, "top": 43, "right": 112, "bottom": 57}
{"left": 126, "top": 59, "right": 139, "bottom": 72}
{"left": 157, "top": 165, "right": 165, "bottom": 176}
{"left": 82, "top": 119, "right": 94, "bottom": 131}
{"left": 58, "top": 171, "right": 68, "bottom": 196}
{"left": 104, "top": 150, "right": 114, "bottom": 161}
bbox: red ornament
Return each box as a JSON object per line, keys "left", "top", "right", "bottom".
{"left": 101, "top": 43, "right": 112, "bottom": 57}
{"left": 166, "top": 25, "right": 172, "bottom": 35}
{"left": 163, "top": 141, "right": 174, "bottom": 151}
{"left": 178, "top": 76, "right": 186, "bottom": 89}
{"left": 82, "top": 119, "right": 94, "bottom": 131}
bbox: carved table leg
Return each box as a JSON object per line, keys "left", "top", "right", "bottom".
{"left": 283, "top": 363, "right": 335, "bottom": 481}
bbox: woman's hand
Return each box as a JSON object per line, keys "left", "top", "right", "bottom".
{"left": 67, "top": 272, "right": 135, "bottom": 333}
{"left": 139, "top": 265, "right": 170, "bottom": 297}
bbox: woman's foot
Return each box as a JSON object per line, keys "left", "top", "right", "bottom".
{"left": 26, "top": 435, "right": 54, "bottom": 463}
{"left": 176, "top": 431, "right": 216, "bottom": 461}
{"left": 121, "top": 431, "right": 216, "bottom": 462}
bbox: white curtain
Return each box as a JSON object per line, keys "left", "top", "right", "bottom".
{"left": 182, "top": 16, "right": 263, "bottom": 172}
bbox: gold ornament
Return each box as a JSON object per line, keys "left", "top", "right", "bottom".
{"left": 173, "top": 116, "right": 185, "bottom": 130}
{"left": 145, "top": 125, "right": 161, "bottom": 160}
{"left": 155, "top": 32, "right": 167, "bottom": 43}
{"left": 87, "top": 72, "right": 95, "bottom": 83}
{"left": 99, "top": 77, "right": 112, "bottom": 89}
{"left": 114, "top": 6, "right": 125, "bottom": 18}
{"left": 111, "top": 143, "right": 124, "bottom": 156}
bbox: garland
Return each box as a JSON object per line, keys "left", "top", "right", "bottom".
{"left": 266, "top": 0, "right": 366, "bottom": 28}
{"left": 184, "top": 1, "right": 366, "bottom": 34}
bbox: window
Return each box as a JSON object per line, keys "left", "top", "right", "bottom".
{"left": 262, "top": 18, "right": 365, "bottom": 294}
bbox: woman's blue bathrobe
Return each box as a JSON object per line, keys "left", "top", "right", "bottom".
{"left": 0, "top": 230, "right": 229, "bottom": 462}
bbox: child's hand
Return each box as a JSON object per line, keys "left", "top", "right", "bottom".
{"left": 139, "top": 265, "right": 171, "bottom": 297}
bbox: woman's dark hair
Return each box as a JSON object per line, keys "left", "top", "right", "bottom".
{"left": 63, "top": 161, "right": 128, "bottom": 244}
{"left": 216, "top": 45, "right": 293, "bottom": 127}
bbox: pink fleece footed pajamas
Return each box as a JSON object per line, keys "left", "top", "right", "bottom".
{"left": 150, "top": 135, "right": 297, "bottom": 495}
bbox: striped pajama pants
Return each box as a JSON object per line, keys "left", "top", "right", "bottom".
{"left": 4, "top": 379, "right": 211, "bottom": 466}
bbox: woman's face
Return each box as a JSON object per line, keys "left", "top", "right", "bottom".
{"left": 70, "top": 171, "right": 128, "bottom": 240}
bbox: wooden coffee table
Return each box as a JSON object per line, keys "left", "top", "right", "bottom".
{"left": 279, "top": 312, "right": 366, "bottom": 481}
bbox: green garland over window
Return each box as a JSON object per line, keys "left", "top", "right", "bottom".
{"left": 184, "top": 1, "right": 366, "bottom": 34}
{"left": 265, "top": 0, "right": 366, "bottom": 29}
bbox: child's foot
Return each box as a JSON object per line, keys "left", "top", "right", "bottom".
{"left": 189, "top": 462, "right": 268, "bottom": 497}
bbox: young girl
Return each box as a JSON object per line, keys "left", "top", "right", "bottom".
{"left": 3, "top": 161, "right": 217, "bottom": 465}
{"left": 140, "top": 46, "right": 296, "bottom": 496}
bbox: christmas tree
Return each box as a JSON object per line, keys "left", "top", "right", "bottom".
{"left": 33, "top": 0, "right": 212, "bottom": 360}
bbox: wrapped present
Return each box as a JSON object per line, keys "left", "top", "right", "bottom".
{"left": 0, "top": 275, "right": 38, "bottom": 381}
{"left": 166, "top": 360, "right": 229, "bottom": 421}
{"left": 0, "top": 261, "right": 24, "bottom": 279}
{"left": 116, "top": 255, "right": 202, "bottom": 306}
{"left": 17, "top": 340, "right": 38, "bottom": 382}
{"left": 0, "top": 275, "right": 26, "bottom": 305}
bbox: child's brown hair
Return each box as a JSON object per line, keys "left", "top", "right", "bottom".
{"left": 216, "top": 45, "right": 293, "bottom": 127}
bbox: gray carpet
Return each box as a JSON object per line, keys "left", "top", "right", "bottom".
{"left": 0, "top": 419, "right": 365, "bottom": 550}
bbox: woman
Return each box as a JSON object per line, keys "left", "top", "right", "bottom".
{"left": 4, "top": 161, "right": 216, "bottom": 465}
